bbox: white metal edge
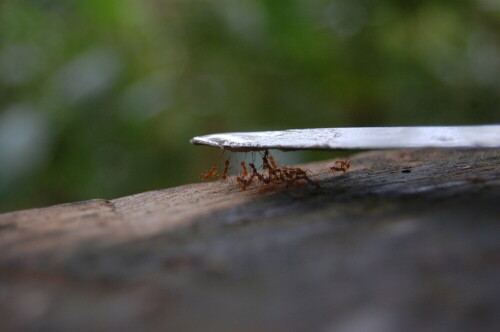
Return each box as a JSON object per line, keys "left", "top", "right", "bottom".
{"left": 190, "top": 125, "right": 500, "bottom": 151}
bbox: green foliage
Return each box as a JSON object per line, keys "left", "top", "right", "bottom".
{"left": 0, "top": 0, "right": 499, "bottom": 212}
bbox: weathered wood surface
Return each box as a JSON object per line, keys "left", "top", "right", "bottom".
{"left": 0, "top": 149, "right": 499, "bottom": 332}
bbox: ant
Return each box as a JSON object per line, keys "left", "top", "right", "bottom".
{"left": 203, "top": 166, "right": 218, "bottom": 181}
{"left": 269, "top": 155, "right": 279, "bottom": 169}
{"left": 293, "top": 167, "right": 308, "bottom": 176}
{"left": 233, "top": 161, "right": 254, "bottom": 190}
{"left": 236, "top": 164, "right": 256, "bottom": 191}
{"left": 236, "top": 175, "right": 248, "bottom": 189}
{"left": 330, "top": 160, "right": 350, "bottom": 173}
{"left": 242, "top": 173, "right": 257, "bottom": 190}
{"left": 205, "top": 149, "right": 323, "bottom": 191}
{"left": 286, "top": 169, "right": 319, "bottom": 189}
{"left": 249, "top": 162, "right": 266, "bottom": 183}
{"left": 240, "top": 161, "right": 248, "bottom": 178}
{"left": 220, "top": 159, "right": 230, "bottom": 180}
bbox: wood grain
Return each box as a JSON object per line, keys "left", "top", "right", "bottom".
{"left": 0, "top": 149, "right": 499, "bottom": 332}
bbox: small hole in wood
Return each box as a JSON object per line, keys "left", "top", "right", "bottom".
{"left": 401, "top": 169, "right": 411, "bottom": 174}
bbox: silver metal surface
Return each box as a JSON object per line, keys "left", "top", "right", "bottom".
{"left": 190, "top": 125, "right": 500, "bottom": 151}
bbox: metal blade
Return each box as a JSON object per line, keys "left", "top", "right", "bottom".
{"left": 190, "top": 125, "right": 500, "bottom": 151}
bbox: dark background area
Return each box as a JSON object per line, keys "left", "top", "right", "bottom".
{"left": 0, "top": 0, "right": 499, "bottom": 212}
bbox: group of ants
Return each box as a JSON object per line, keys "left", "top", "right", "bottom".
{"left": 202, "top": 150, "right": 350, "bottom": 192}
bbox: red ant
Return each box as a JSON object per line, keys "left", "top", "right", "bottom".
{"left": 203, "top": 166, "right": 218, "bottom": 181}
{"left": 236, "top": 163, "right": 256, "bottom": 191}
{"left": 236, "top": 175, "right": 247, "bottom": 189}
{"left": 214, "top": 150, "right": 322, "bottom": 191}
{"left": 233, "top": 161, "right": 254, "bottom": 190}
{"left": 220, "top": 159, "right": 230, "bottom": 180}
{"left": 242, "top": 173, "right": 257, "bottom": 190}
{"left": 249, "top": 163, "right": 266, "bottom": 183}
{"left": 330, "top": 160, "right": 350, "bottom": 173}
{"left": 240, "top": 161, "right": 248, "bottom": 178}
{"left": 269, "top": 155, "right": 279, "bottom": 169}
{"left": 293, "top": 167, "right": 308, "bottom": 176}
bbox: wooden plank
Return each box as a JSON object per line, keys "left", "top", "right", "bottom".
{"left": 0, "top": 149, "right": 499, "bottom": 332}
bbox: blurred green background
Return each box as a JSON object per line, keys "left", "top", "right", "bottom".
{"left": 0, "top": 0, "right": 499, "bottom": 212}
